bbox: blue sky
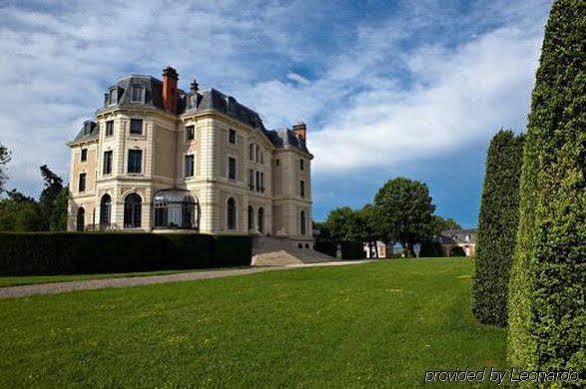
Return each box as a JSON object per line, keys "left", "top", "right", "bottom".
{"left": 0, "top": 0, "right": 553, "bottom": 227}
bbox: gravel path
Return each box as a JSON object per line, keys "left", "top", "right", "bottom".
{"left": 0, "top": 260, "right": 373, "bottom": 299}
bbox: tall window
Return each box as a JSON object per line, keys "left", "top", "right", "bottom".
{"left": 249, "top": 169, "right": 254, "bottom": 191}
{"left": 124, "top": 193, "right": 142, "bottom": 228}
{"left": 78, "top": 173, "right": 86, "bottom": 192}
{"left": 80, "top": 148, "right": 87, "bottom": 162}
{"left": 256, "top": 171, "right": 260, "bottom": 192}
{"left": 186, "top": 125, "right": 194, "bottom": 141}
{"left": 76, "top": 207, "right": 85, "bottom": 232}
{"left": 300, "top": 210, "right": 306, "bottom": 235}
{"left": 131, "top": 86, "right": 144, "bottom": 102}
{"left": 106, "top": 120, "right": 114, "bottom": 136}
{"left": 229, "top": 129, "right": 236, "bottom": 144}
{"left": 300, "top": 159, "right": 305, "bottom": 170}
{"left": 100, "top": 194, "right": 111, "bottom": 227}
{"left": 128, "top": 150, "right": 142, "bottom": 173}
{"left": 260, "top": 172, "right": 265, "bottom": 193}
{"left": 228, "top": 157, "right": 236, "bottom": 180}
{"left": 258, "top": 207, "right": 264, "bottom": 233}
{"left": 300, "top": 180, "right": 305, "bottom": 198}
{"left": 130, "top": 119, "right": 143, "bottom": 135}
{"left": 185, "top": 154, "right": 194, "bottom": 177}
{"left": 227, "top": 198, "right": 236, "bottom": 230}
{"left": 103, "top": 151, "right": 113, "bottom": 175}
{"left": 108, "top": 89, "right": 117, "bottom": 105}
{"left": 249, "top": 144, "right": 254, "bottom": 160}
{"left": 248, "top": 205, "right": 254, "bottom": 230}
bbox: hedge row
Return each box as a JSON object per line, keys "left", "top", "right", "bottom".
{"left": 508, "top": 0, "right": 585, "bottom": 376}
{"left": 472, "top": 130, "right": 524, "bottom": 326}
{"left": 314, "top": 241, "right": 366, "bottom": 259}
{"left": 0, "top": 232, "right": 252, "bottom": 276}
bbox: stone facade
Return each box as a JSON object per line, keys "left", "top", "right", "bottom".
{"left": 67, "top": 67, "right": 314, "bottom": 247}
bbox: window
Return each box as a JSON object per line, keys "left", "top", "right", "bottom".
{"left": 130, "top": 119, "right": 143, "bottom": 135}
{"left": 80, "top": 148, "right": 87, "bottom": 162}
{"left": 131, "top": 85, "right": 144, "bottom": 102}
{"left": 300, "top": 210, "right": 306, "bottom": 235}
{"left": 300, "top": 180, "right": 305, "bottom": 198}
{"left": 124, "top": 193, "right": 142, "bottom": 228}
{"left": 106, "top": 120, "right": 114, "bottom": 136}
{"left": 260, "top": 151, "right": 264, "bottom": 164}
{"left": 128, "top": 149, "right": 142, "bottom": 173}
{"left": 260, "top": 172, "right": 265, "bottom": 193}
{"left": 186, "top": 125, "right": 194, "bottom": 141}
{"left": 229, "top": 129, "right": 236, "bottom": 144}
{"left": 275, "top": 159, "right": 280, "bottom": 166}
{"left": 256, "top": 171, "right": 260, "bottom": 192}
{"left": 100, "top": 194, "right": 111, "bottom": 227}
{"left": 103, "top": 151, "right": 113, "bottom": 175}
{"left": 228, "top": 157, "right": 236, "bottom": 180}
{"left": 249, "top": 169, "right": 254, "bottom": 190}
{"left": 76, "top": 208, "right": 85, "bottom": 232}
{"left": 108, "top": 89, "right": 117, "bottom": 105}
{"left": 300, "top": 159, "right": 305, "bottom": 170}
{"left": 78, "top": 173, "right": 86, "bottom": 192}
{"left": 258, "top": 207, "right": 264, "bottom": 233}
{"left": 249, "top": 144, "right": 254, "bottom": 161}
{"left": 153, "top": 190, "right": 198, "bottom": 229}
{"left": 255, "top": 146, "right": 260, "bottom": 163}
{"left": 227, "top": 198, "right": 236, "bottom": 230}
{"left": 184, "top": 154, "right": 194, "bottom": 177}
{"left": 248, "top": 205, "right": 254, "bottom": 230}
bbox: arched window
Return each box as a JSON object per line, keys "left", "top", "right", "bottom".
{"left": 153, "top": 190, "right": 198, "bottom": 229}
{"left": 300, "top": 210, "right": 306, "bottom": 235}
{"left": 100, "top": 194, "right": 111, "bottom": 227}
{"left": 76, "top": 207, "right": 85, "bottom": 232}
{"left": 248, "top": 205, "right": 254, "bottom": 231}
{"left": 227, "top": 198, "right": 236, "bottom": 230}
{"left": 258, "top": 207, "right": 264, "bottom": 233}
{"left": 124, "top": 193, "right": 142, "bottom": 228}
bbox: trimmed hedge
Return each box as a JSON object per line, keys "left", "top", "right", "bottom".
{"left": 508, "top": 0, "right": 585, "bottom": 376}
{"left": 472, "top": 130, "right": 524, "bottom": 327}
{"left": 314, "top": 241, "right": 366, "bottom": 259}
{"left": 0, "top": 232, "right": 251, "bottom": 276}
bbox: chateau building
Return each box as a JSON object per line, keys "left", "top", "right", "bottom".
{"left": 67, "top": 66, "right": 313, "bottom": 247}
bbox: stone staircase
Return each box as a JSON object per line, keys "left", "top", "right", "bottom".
{"left": 251, "top": 236, "right": 335, "bottom": 266}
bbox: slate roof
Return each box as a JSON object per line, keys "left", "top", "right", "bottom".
{"left": 438, "top": 229, "right": 477, "bottom": 244}
{"left": 75, "top": 73, "right": 310, "bottom": 154}
{"left": 70, "top": 120, "right": 99, "bottom": 145}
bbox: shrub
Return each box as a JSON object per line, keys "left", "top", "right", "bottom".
{"left": 0, "top": 232, "right": 251, "bottom": 276}
{"left": 419, "top": 241, "right": 444, "bottom": 257}
{"left": 314, "top": 241, "right": 366, "bottom": 259}
{"left": 508, "top": 0, "right": 585, "bottom": 375}
{"left": 472, "top": 130, "right": 524, "bottom": 326}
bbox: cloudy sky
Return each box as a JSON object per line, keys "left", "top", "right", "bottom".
{"left": 0, "top": 0, "right": 553, "bottom": 226}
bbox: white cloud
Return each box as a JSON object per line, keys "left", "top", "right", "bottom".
{"left": 0, "top": 0, "right": 552, "bottom": 196}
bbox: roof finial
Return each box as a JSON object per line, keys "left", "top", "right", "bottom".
{"left": 190, "top": 78, "right": 199, "bottom": 93}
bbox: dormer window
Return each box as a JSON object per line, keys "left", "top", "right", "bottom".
{"left": 188, "top": 94, "right": 197, "bottom": 109}
{"left": 131, "top": 85, "right": 144, "bottom": 102}
{"left": 108, "top": 88, "right": 117, "bottom": 105}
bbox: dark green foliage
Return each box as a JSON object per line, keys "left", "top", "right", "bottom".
{"left": 39, "top": 165, "right": 68, "bottom": 231}
{"left": 0, "top": 191, "right": 45, "bottom": 231}
{"left": 419, "top": 241, "right": 444, "bottom": 257}
{"left": 322, "top": 207, "right": 364, "bottom": 241}
{"left": 0, "top": 233, "right": 252, "bottom": 275}
{"left": 372, "top": 177, "right": 435, "bottom": 256}
{"left": 432, "top": 216, "right": 462, "bottom": 235}
{"left": 472, "top": 130, "right": 524, "bottom": 327}
{"left": 314, "top": 240, "right": 365, "bottom": 259}
{"left": 508, "top": 0, "right": 585, "bottom": 374}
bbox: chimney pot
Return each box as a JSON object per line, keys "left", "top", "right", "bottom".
{"left": 292, "top": 122, "right": 307, "bottom": 141}
{"left": 162, "top": 66, "right": 179, "bottom": 113}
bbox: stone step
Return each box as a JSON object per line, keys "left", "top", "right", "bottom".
{"left": 251, "top": 236, "right": 335, "bottom": 266}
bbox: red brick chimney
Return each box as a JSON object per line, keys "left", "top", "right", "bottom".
{"left": 162, "top": 66, "right": 179, "bottom": 113}
{"left": 292, "top": 122, "right": 307, "bottom": 141}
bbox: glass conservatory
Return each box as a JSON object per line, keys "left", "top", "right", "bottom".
{"left": 153, "top": 189, "right": 198, "bottom": 230}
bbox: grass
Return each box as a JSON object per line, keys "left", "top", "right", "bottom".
{"left": 0, "top": 259, "right": 507, "bottom": 387}
{"left": 0, "top": 269, "right": 193, "bottom": 287}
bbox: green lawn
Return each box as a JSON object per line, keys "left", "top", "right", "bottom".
{"left": 0, "top": 269, "right": 193, "bottom": 287}
{"left": 0, "top": 259, "right": 507, "bottom": 387}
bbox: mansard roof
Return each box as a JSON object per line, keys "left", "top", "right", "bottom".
{"left": 265, "top": 128, "right": 309, "bottom": 153}
{"left": 70, "top": 120, "right": 99, "bottom": 145}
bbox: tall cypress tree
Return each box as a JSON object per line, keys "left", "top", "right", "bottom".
{"left": 472, "top": 130, "right": 524, "bottom": 326}
{"left": 508, "top": 0, "right": 585, "bottom": 373}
